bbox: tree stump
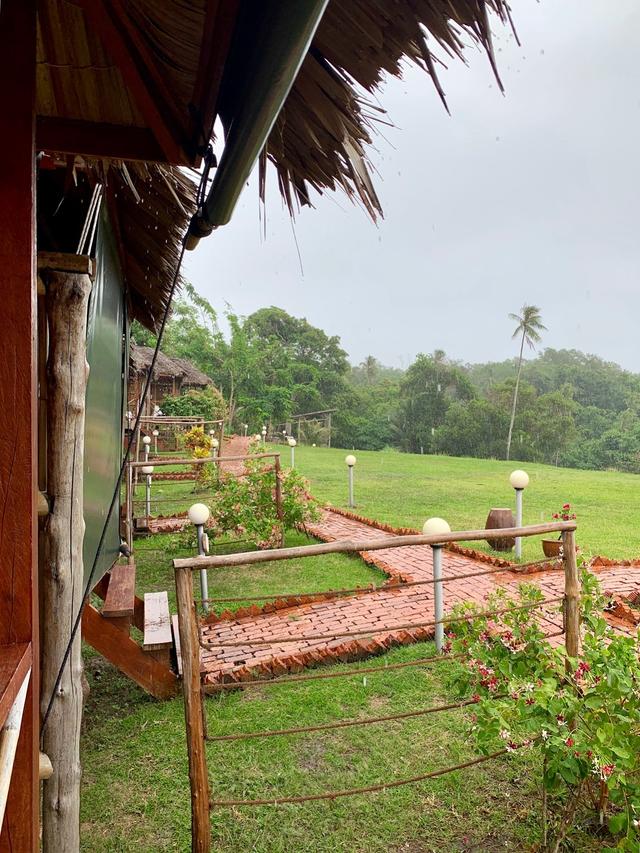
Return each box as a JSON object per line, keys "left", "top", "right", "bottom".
{"left": 485, "top": 507, "right": 516, "bottom": 551}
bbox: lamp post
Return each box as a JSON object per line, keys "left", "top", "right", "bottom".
{"left": 261, "top": 425, "right": 267, "bottom": 445}
{"left": 141, "top": 464, "right": 154, "bottom": 525}
{"left": 288, "top": 436, "right": 297, "bottom": 467}
{"left": 345, "top": 454, "right": 356, "bottom": 507}
{"left": 142, "top": 433, "right": 151, "bottom": 463}
{"left": 211, "top": 436, "right": 219, "bottom": 459}
{"left": 243, "top": 423, "right": 248, "bottom": 437}
{"left": 422, "top": 516, "right": 451, "bottom": 652}
{"left": 152, "top": 428, "right": 159, "bottom": 454}
{"left": 509, "top": 469, "right": 529, "bottom": 560}
{"left": 188, "top": 503, "right": 211, "bottom": 611}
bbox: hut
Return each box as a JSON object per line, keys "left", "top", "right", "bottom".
{"left": 128, "top": 344, "right": 214, "bottom": 415}
{"left": 0, "top": 1, "right": 511, "bottom": 850}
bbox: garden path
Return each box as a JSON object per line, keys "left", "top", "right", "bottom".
{"left": 199, "top": 509, "right": 640, "bottom": 685}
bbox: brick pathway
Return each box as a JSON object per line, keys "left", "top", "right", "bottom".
{"left": 200, "top": 510, "right": 640, "bottom": 685}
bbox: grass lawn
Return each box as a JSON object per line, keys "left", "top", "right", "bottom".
{"left": 288, "top": 445, "right": 640, "bottom": 561}
{"left": 81, "top": 446, "right": 633, "bottom": 851}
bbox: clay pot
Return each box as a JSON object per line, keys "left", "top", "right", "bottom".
{"left": 485, "top": 507, "right": 516, "bottom": 551}
{"left": 542, "top": 538, "right": 563, "bottom": 558}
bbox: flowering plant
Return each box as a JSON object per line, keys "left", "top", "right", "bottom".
{"left": 446, "top": 572, "right": 640, "bottom": 851}
{"left": 552, "top": 502, "right": 577, "bottom": 522}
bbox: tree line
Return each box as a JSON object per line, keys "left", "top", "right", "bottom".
{"left": 133, "top": 288, "right": 640, "bottom": 473}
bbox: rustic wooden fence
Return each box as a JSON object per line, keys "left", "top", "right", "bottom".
{"left": 172, "top": 520, "right": 578, "bottom": 851}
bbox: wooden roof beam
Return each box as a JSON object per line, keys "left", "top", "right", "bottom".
{"left": 188, "top": 0, "right": 240, "bottom": 153}
{"left": 76, "top": 0, "right": 190, "bottom": 165}
{"left": 37, "top": 116, "right": 167, "bottom": 164}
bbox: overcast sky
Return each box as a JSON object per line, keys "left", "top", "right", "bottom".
{"left": 184, "top": 0, "right": 640, "bottom": 371}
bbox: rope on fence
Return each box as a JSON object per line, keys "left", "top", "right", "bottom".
{"left": 199, "top": 597, "right": 565, "bottom": 648}
{"left": 205, "top": 693, "right": 508, "bottom": 742}
{"left": 208, "top": 740, "right": 538, "bottom": 807}
{"left": 203, "top": 652, "right": 466, "bottom": 693}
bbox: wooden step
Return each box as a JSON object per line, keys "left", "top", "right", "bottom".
{"left": 143, "top": 591, "right": 172, "bottom": 651}
{"left": 102, "top": 561, "right": 135, "bottom": 618}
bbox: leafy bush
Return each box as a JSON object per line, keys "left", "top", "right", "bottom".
{"left": 203, "top": 457, "right": 319, "bottom": 549}
{"left": 446, "top": 573, "right": 640, "bottom": 851}
{"left": 160, "top": 386, "right": 226, "bottom": 422}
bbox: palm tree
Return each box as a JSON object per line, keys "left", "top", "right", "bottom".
{"left": 506, "top": 305, "right": 547, "bottom": 461}
{"left": 360, "top": 355, "right": 378, "bottom": 385}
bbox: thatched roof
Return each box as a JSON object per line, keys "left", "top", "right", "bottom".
{"left": 262, "top": 0, "right": 511, "bottom": 218}
{"left": 130, "top": 344, "right": 212, "bottom": 388}
{"left": 36, "top": 1, "right": 511, "bottom": 326}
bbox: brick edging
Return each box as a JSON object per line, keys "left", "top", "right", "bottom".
{"left": 324, "top": 505, "right": 515, "bottom": 568}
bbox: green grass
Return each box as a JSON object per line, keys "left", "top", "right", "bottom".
{"left": 81, "top": 446, "right": 630, "bottom": 851}
{"left": 134, "top": 529, "right": 385, "bottom": 615}
{"left": 288, "top": 444, "right": 640, "bottom": 561}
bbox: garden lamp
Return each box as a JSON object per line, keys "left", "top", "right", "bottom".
{"left": 142, "top": 433, "right": 151, "bottom": 463}
{"left": 288, "top": 436, "right": 297, "bottom": 467}
{"left": 211, "top": 436, "right": 219, "bottom": 458}
{"left": 152, "top": 428, "right": 159, "bottom": 454}
{"left": 509, "top": 469, "right": 529, "bottom": 560}
{"left": 188, "top": 502, "right": 211, "bottom": 611}
{"left": 345, "top": 454, "right": 356, "bottom": 507}
{"left": 141, "top": 464, "right": 154, "bottom": 525}
{"left": 422, "top": 516, "right": 451, "bottom": 652}
{"left": 261, "top": 425, "right": 267, "bottom": 445}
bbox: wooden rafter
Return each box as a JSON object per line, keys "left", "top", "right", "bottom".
{"left": 37, "top": 116, "right": 166, "bottom": 163}
{"left": 76, "top": 0, "right": 189, "bottom": 164}
{"left": 188, "top": 0, "right": 239, "bottom": 155}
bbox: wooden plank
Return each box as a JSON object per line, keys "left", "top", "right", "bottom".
{"left": 143, "top": 592, "right": 172, "bottom": 650}
{"left": 102, "top": 562, "right": 136, "bottom": 618}
{"left": 82, "top": 604, "right": 178, "bottom": 700}
{"left": 0, "top": 1, "right": 39, "bottom": 848}
{"left": 37, "top": 116, "right": 166, "bottom": 163}
{"left": 171, "top": 615, "right": 183, "bottom": 677}
{"left": 0, "top": 647, "right": 31, "bottom": 731}
{"left": 37, "top": 252, "right": 93, "bottom": 277}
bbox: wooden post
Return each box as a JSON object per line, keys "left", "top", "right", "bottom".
{"left": 125, "top": 463, "right": 134, "bottom": 554}
{"left": 174, "top": 566, "right": 211, "bottom": 852}
{"left": 0, "top": 2, "right": 39, "bottom": 849}
{"left": 41, "top": 270, "right": 92, "bottom": 853}
{"left": 274, "top": 455, "right": 284, "bottom": 547}
{"left": 562, "top": 529, "right": 580, "bottom": 668}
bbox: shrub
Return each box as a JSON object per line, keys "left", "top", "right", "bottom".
{"left": 160, "top": 386, "right": 226, "bottom": 422}
{"left": 203, "top": 457, "right": 319, "bottom": 549}
{"left": 446, "top": 572, "right": 640, "bottom": 851}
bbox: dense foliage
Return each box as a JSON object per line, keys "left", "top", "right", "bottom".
{"left": 160, "top": 386, "right": 227, "bottom": 422}
{"left": 132, "top": 287, "right": 640, "bottom": 472}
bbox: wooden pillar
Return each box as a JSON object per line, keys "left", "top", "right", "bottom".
{"left": 562, "top": 529, "right": 580, "bottom": 668}
{"left": 41, "top": 271, "right": 92, "bottom": 853}
{"left": 0, "top": 1, "right": 39, "bottom": 850}
{"left": 174, "top": 566, "right": 211, "bottom": 852}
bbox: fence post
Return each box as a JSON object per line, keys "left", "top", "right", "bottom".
{"left": 562, "top": 529, "right": 580, "bottom": 668}
{"left": 274, "top": 455, "right": 284, "bottom": 547}
{"left": 175, "top": 565, "right": 211, "bottom": 852}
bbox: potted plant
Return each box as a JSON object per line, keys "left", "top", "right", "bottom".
{"left": 542, "top": 503, "right": 577, "bottom": 557}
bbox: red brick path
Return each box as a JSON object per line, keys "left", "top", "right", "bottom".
{"left": 199, "top": 510, "right": 640, "bottom": 685}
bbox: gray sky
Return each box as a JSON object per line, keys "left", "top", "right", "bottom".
{"left": 184, "top": 0, "right": 640, "bottom": 371}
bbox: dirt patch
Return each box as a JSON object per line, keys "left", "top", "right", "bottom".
{"left": 298, "top": 736, "right": 329, "bottom": 772}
